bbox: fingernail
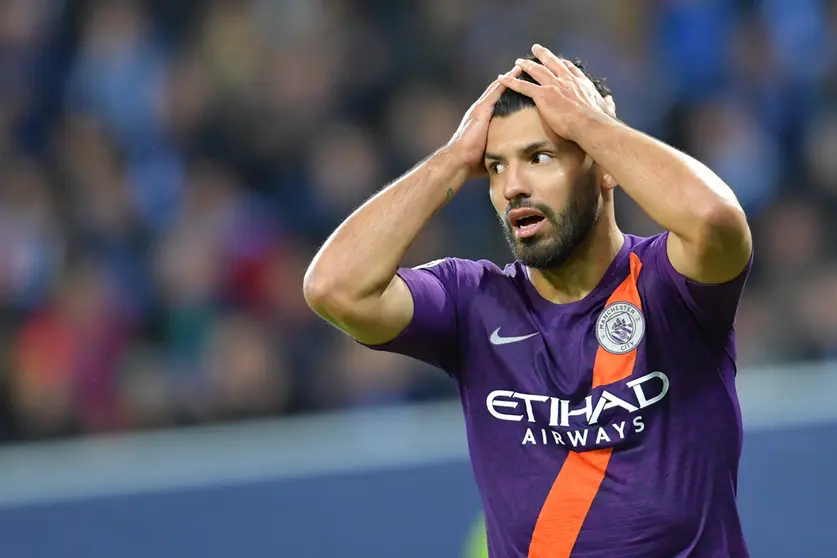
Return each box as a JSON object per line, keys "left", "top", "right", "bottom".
{"left": 497, "top": 74, "right": 505, "bottom": 79}
{"left": 515, "top": 58, "right": 524, "bottom": 65}
{"left": 533, "top": 43, "right": 543, "bottom": 50}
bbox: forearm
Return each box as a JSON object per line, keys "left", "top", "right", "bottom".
{"left": 304, "top": 147, "right": 469, "bottom": 305}
{"left": 571, "top": 113, "right": 743, "bottom": 244}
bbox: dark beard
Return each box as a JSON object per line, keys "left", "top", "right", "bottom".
{"left": 500, "top": 174, "right": 600, "bottom": 270}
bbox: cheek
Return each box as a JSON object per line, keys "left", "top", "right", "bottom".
{"left": 488, "top": 180, "right": 505, "bottom": 213}
{"left": 529, "top": 165, "right": 571, "bottom": 203}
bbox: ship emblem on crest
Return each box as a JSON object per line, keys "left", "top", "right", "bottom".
{"left": 595, "top": 302, "right": 645, "bottom": 354}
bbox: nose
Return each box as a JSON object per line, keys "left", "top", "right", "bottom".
{"left": 502, "top": 166, "right": 532, "bottom": 202}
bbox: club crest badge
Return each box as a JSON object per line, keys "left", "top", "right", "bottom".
{"left": 596, "top": 302, "right": 645, "bottom": 354}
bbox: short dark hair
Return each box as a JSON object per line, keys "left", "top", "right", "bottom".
{"left": 493, "top": 54, "right": 611, "bottom": 118}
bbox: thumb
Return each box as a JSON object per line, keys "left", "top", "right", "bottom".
{"left": 603, "top": 96, "right": 616, "bottom": 118}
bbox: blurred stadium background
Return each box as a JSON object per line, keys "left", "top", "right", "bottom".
{"left": 0, "top": 0, "right": 835, "bottom": 556}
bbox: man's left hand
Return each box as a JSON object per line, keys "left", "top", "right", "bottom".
{"left": 499, "top": 44, "right": 614, "bottom": 142}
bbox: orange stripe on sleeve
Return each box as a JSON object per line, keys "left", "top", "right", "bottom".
{"left": 527, "top": 253, "right": 644, "bottom": 558}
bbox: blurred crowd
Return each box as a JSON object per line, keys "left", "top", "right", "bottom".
{"left": 0, "top": 0, "right": 835, "bottom": 442}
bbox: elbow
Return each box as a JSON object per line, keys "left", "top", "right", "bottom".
{"left": 303, "top": 264, "right": 338, "bottom": 316}
{"left": 702, "top": 199, "right": 748, "bottom": 237}
{"left": 302, "top": 262, "right": 362, "bottom": 323}
{"left": 694, "top": 199, "right": 752, "bottom": 257}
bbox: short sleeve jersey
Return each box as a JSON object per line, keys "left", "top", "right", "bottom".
{"left": 364, "top": 233, "right": 752, "bottom": 558}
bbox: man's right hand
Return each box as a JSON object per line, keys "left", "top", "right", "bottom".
{"left": 444, "top": 66, "right": 520, "bottom": 177}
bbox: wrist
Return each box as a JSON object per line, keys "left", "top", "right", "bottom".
{"left": 564, "top": 109, "right": 613, "bottom": 143}
{"left": 431, "top": 145, "right": 473, "bottom": 181}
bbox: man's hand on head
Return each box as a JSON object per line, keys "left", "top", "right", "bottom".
{"left": 498, "top": 44, "right": 615, "bottom": 143}
{"left": 444, "top": 65, "right": 522, "bottom": 179}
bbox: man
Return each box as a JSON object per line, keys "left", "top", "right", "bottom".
{"left": 304, "top": 44, "right": 752, "bottom": 557}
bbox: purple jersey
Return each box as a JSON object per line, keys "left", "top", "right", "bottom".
{"left": 364, "top": 233, "right": 752, "bottom": 557}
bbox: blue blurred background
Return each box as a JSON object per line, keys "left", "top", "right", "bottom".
{"left": 0, "top": 0, "right": 835, "bottom": 556}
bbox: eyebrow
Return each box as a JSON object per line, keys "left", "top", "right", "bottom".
{"left": 484, "top": 141, "right": 552, "bottom": 161}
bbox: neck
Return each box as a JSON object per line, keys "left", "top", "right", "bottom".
{"left": 527, "top": 218, "right": 624, "bottom": 304}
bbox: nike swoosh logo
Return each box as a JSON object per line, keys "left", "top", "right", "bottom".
{"left": 490, "top": 328, "right": 540, "bottom": 345}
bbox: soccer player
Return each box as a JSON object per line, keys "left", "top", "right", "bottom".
{"left": 304, "top": 44, "right": 752, "bottom": 557}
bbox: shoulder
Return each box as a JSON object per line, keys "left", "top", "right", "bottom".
{"left": 627, "top": 232, "right": 752, "bottom": 330}
{"left": 623, "top": 232, "right": 684, "bottom": 292}
{"left": 626, "top": 232, "right": 667, "bottom": 262}
{"left": 619, "top": 232, "right": 683, "bottom": 300}
{"left": 409, "top": 257, "right": 516, "bottom": 285}
{"left": 404, "top": 257, "right": 524, "bottom": 303}
{"left": 624, "top": 232, "right": 676, "bottom": 282}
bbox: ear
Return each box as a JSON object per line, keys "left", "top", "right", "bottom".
{"left": 595, "top": 162, "right": 617, "bottom": 192}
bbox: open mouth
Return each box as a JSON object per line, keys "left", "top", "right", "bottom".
{"left": 508, "top": 208, "right": 546, "bottom": 239}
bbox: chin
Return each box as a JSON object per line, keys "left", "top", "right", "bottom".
{"left": 516, "top": 246, "right": 563, "bottom": 269}
{"left": 514, "top": 230, "right": 584, "bottom": 270}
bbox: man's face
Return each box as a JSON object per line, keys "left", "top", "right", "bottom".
{"left": 485, "top": 107, "right": 601, "bottom": 270}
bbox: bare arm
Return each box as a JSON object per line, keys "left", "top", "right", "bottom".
{"left": 304, "top": 73, "right": 517, "bottom": 345}
{"left": 568, "top": 112, "right": 751, "bottom": 284}
{"left": 504, "top": 46, "right": 752, "bottom": 284}
{"left": 303, "top": 149, "right": 468, "bottom": 345}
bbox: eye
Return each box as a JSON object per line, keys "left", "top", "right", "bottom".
{"left": 488, "top": 162, "right": 507, "bottom": 175}
{"left": 532, "top": 152, "right": 554, "bottom": 165}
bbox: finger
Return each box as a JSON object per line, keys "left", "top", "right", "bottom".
{"left": 515, "top": 58, "right": 556, "bottom": 86}
{"left": 563, "top": 59, "right": 603, "bottom": 100}
{"left": 478, "top": 66, "right": 521, "bottom": 105}
{"left": 475, "top": 67, "right": 516, "bottom": 102}
{"left": 476, "top": 65, "right": 519, "bottom": 100}
{"left": 531, "top": 44, "right": 568, "bottom": 77}
{"left": 562, "top": 59, "right": 587, "bottom": 81}
{"left": 475, "top": 79, "right": 502, "bottom": 104}
{"left": 497, "top": 74, "right": 540, "bottom": 98}
{"left": 603, "top": 95, "right": 616, "bottom": 117}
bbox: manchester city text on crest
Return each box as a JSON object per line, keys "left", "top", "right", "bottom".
{"left": 596, "top": 302, "right": 645, "bottom": 354}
